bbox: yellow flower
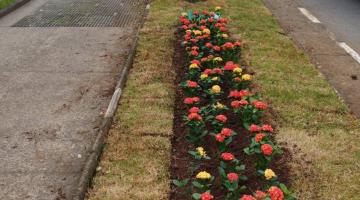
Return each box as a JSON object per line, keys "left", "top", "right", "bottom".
{"left": 222, "top": 34, "right": 229, "bottom": 38}
{"left": 196, "top": 171, "right": 211, "bottom": 179}
{"left": 200, "top": 74, "right": 208, "bottom": 79}
{"left": 233, "top": 67, "right": 242, "bottom": 74}
{"left": 211, "top": 85, "right": 221, "bottom": 93}
{"left": 181, "top": 12, "right": 187, "bottom": 16}
{"left": 212, "top": 77, "right": 219, "bottom": 81}
{"left": 185, "top": 30, "right": 192, "bottom": 33}
{"left": 196, "top": 147, "right": 206, "bottom": 157}
{"left": 242, "top": 74, "right": 252, "bottom": 81}
{"left": 215, "top": 6, "right": 222, "bottom": 11}
{"left": 189, "top": 63, "right": 199, "bottom": 69}
{"left": 213, "top": 57, "right": 223, "bottom": 62}
{"left": 202, "top": 28, "right": 211, "bottom": 35}
{"left": 193, "top": 30, "right": 202, "bottom": 35}
{"left": 215, "top": 102, "right": 225, "bottom": 109}
{"left": 264, "top": 169, "right": 276, "bottom": 180}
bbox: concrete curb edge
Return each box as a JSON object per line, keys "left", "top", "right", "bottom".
{"left": 72, "top": 3, "right": 150, "bottom": 200}
{"left": 0, "top": 0, "right": 31, "bottom": 18}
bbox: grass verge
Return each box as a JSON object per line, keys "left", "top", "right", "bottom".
{"left": 87, "top": 0, "right": 360, "bottom": 199}
{"left": 0, "top": 0, "right": 15, "bottom": 9}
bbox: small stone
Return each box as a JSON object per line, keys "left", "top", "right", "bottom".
{"left": 77, "top": 154, "right": 82, "bottom": 158}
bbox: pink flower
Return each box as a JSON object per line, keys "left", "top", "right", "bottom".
{"left": 262, "top": 124, "right": 274, "bottom": 132}
{"left": 250, "top": 124, "right": 262, "bottom": 132}
{"left": 200, "top": 192, "right": 213, "bottom": 200}
{"left": 221, "top": 152, "right": 234, "bottom": 161}
{"left": 227, "top": 173, "right": 238, "bottom": 182}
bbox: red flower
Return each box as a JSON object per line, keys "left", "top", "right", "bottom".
{"left": 184, "top": 98, "right": 193, "bottom": 104}
{"left": 184, "top": 35, "right": 191, "bottom": 41}
{"left": 255, "top": 133, "right": 266, "bottom": 142}
{"left": 261, "top": 144, "right": 273, "bottom": 156}
{"left": 201, "top": 57, "right": 208, "bottom": 62}
{"left": 191, "top": 50, "right": 199, "bottom": 56}
{"left": 227, "top": 173, "right": 238, "bottom": 182}
{"left": 191, "top": 59, "right": 200, "bottom": 65}
{"left": 268, "top": 186, "right": 284, "bottom": 200}
{"left": 221, "top": 128, "right": 232, "bottom": 137}
{"left": 220, "top": 27, "right": 227, "bottom": 32}
{"left": 252, "top": 100, "right": 268, "bottom": 110}
{"left": 255, "top": 190, "right": 267, "bottom": 200}
{"left": 234, "top": 41, "right": 241, "bottom": 46}
{"left": 229, "top": 90, "right": 240, "bottom": 98}
{"left": 200, "top": 192, "right": 213, "bottom": 200}
{"left": 239, "top": 89, "right": 250, "bottom": 97}
{"left": 188, "top": 107, "right": 200, "bottom": 113}
{"left": 203, "top": 69, "right": 212, "bottom": 75}
{"left": 231, "top": 100, "right": 241, "bottom": 108}
{"left": 192, "top": 97, "right": 200, "bottom": 102}
{"left": 234, "top": 77, "right": 241, "bottom": 82}
{"left": 215, "top": 134, "right": 225, "bottom": 142}
{"left": 212, "top": 68, "right": 223, "bottom": 74}
{"left": 190, "top": 39, "right": 198, "bottom": 43}
{"left": 205, "top": 42, "right": 213, "bottom": 48}
{"left": 213, "top": 46, "right": 221, "bottom": 51}
{"left": 200, "top": 19, "right": 206, "bottom": 24}
{"left": 240, "top": 195, "right": 256, "bottom": 200}
{"left": 202, "top": 10, "right": 208, "bottom": 15}
{"left": 215, "top": 23, "right": 222, "bottom": 27}
{"left": 188, "top": 113, "right": 202, "bottom": 121}
{"left": 250, "top": 124, "right": 262, "bottom": 132}
{"left": 187, "top": 80, "right": 198, "bottom": 88}
{"left": 262, "top": 124, "right": 274, "bottom": 132}
{"left": 194, "top": 10, "right": 199, "bottom": 15}
{"left": 215, "top": 115, "right": 227, "bottom": 123}
{"left": 181, "top": 25, "right": 188, "bottom": 30}
{"left": 223, "top": 42, "right": 234, "bottom": 49}
{"left": 183, "top": 19, "right": 190, "bottom": 25}
{"left": 208, "top": 18, "right": 214, "bottom": 23}
{"left": 221, "top": 152, "right": 234, "bottom": 161}
{"left": 224, "top": 61, "right": 236, "bottom": 71}
{"left": 183, "top": 97, "right": 200, "bottom": 104}
{"left": 231, "top": 99, "right": 249, "bottom": 108}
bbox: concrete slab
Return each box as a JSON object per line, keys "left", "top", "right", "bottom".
{"left": 0, "top": 27, "right": 136, "bottom": 199}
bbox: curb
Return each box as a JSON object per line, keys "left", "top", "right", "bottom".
{"left": 0, "top": 0, "right": 30, "bottom": 18}
{"left": 72, "top": 3, "right": 150, "bottom": 200}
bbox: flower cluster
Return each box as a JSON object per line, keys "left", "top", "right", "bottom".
{"left": 173, "top": 7, "right": 296, "bottom": 200}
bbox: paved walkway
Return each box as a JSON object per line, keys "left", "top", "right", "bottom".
{"left": 0, "top": 0, "right": 146, "bottom": 199}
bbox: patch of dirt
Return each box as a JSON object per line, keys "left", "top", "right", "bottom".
{"left": 169, "top": 31, "right": 292, "bottom": 199}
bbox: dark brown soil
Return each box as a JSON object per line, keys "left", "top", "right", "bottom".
{"left": 169, "top": 31, "right": 292, "bottom": 199}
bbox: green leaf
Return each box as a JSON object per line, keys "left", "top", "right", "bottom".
{"left": 192, "top": 193, "right": 201, "bottom": 200}
{"left": 192, "top": 181, "right": 203, "bottom": 189}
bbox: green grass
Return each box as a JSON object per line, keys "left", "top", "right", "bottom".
{"left": 88, "top": 0, "right": 360, "bottom": 199}
{"left": 0, "top": 0, "right": 15, "bottom": 9}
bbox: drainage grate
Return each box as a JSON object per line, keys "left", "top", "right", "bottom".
{"left": 13, "top": 0, "right": 147, "bottom": 27}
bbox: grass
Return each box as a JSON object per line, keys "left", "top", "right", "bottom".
{"left": 88, "top": 0, "right": 360, "bottom": 199}
{"left": 86, "top": 1, "right": 180, "bottom": 199}
{"left": 0, "top": 0, "right": 14, "bottom": 9}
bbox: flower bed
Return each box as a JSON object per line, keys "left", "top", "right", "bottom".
{"left": 170, "top": 7, "right": 296, "bottom": 200}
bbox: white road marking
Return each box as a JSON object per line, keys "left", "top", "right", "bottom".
{"left": 298, "top": 7, "right": 321, "bottom": 23}
{"left": 338, "top": 42, "right": 360, "bottom": 64}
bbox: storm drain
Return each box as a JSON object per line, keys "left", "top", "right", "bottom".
{"left": 13, "top": 0, "right": 147, "bottom": 27}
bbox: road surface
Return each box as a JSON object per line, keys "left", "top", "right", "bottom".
{"left": 297, "top": 0, "right": 360, "bottom": 54}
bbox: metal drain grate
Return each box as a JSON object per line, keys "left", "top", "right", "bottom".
{"left": 13, "top": 0, "right": 147, "bottom": 27}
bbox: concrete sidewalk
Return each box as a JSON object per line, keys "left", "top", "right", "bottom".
{"left": 0, "top": 0, "right": 146, "bottom": 199}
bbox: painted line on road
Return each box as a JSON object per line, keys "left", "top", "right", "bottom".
{"left": 298, "top": 7, "right": 321, "bottom": 23}
{"left": 338, "top": 42, "right": 360, "bottom": 64}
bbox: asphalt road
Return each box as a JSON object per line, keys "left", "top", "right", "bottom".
{"left": 297, "top": 0, "right": 360, "bottom": 53}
